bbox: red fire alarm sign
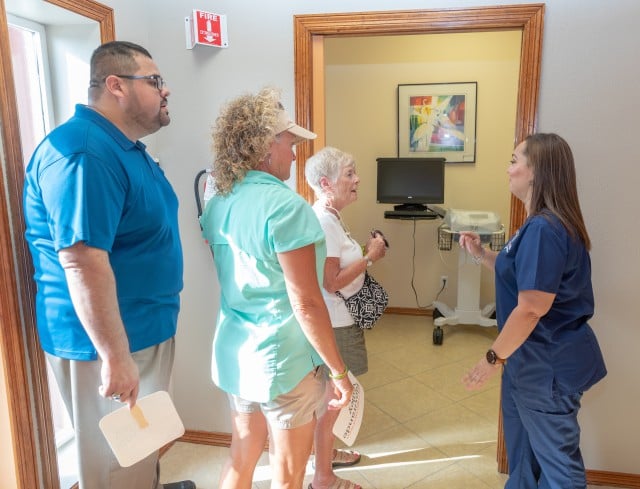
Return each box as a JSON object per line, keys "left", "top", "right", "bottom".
{"left": 185, "top": 9, "right": 228, "bottom": 49}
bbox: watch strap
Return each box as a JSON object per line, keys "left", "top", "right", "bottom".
{"left": 486, "top": 349, "right": 506, "bottom": 365}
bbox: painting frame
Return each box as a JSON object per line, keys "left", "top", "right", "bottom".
{"left": 398, "top": 82, "right": 477, "bottom": 163}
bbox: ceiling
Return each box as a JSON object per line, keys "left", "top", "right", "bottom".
{"left": 5, "top": 0, "right": 94, "bottom": 26}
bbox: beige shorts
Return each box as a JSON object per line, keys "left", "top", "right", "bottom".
{"left": 227, "top": 367, "right": 326, "bottom": 429}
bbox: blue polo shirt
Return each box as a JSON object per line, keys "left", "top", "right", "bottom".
{"left": 495, "top": 213, "right": 606, "bottom": 395}
{"left": 201, "top": 170, "right": 326, "bottom": 402}
{"left": 24, "top": 104, "right": 183, "bottom": 360}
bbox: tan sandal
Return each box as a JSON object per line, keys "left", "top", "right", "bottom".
{"left": 311, "top": 448, "right": 362, "bottom": 470}
{"left": 331, "top": 449, "right": 361, "bottom": 468}
{"left": 308, "top": 476, "right": 362, "bottom": 489}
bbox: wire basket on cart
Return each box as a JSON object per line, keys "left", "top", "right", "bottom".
{"left": 432, "top": 209, "right": 505, "bottom": 345}
{"left": 437, "top": 226, "right": 505, "bottom": 252}
{"left": 437, "top": 208, "right": 505, "bottom": 251}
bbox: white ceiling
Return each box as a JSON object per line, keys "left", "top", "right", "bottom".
{"left": 5, "top": 0, "right": 94, "bottom": 26}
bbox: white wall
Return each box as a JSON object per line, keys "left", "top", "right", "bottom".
{"left": 98, "top": 0, "right": 640, "bottom": 474}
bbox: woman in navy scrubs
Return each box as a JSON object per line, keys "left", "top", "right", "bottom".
{"left": 459, "top": 133, "right": 606, "bottom": 489}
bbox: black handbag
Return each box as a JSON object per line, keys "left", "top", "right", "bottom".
{"left": 336, "top": 271, "right": 389, "bottom": 329}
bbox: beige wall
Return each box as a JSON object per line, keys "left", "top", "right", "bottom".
{"left": 324, "top": 31, "right": 521, "bottom": 309}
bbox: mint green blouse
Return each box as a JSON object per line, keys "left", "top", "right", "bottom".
{"left": 201, "top": 171, "right": 326, "bottom": 402}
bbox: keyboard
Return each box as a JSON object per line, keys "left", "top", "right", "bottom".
{"left": 384, "top": 209, "right": 439, "bottom": 219}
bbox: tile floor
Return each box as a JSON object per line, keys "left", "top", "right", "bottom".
{"left": 160, "top": 314, "right": 614, "bottom": 489}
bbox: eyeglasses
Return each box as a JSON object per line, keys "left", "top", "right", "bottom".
{"left": 114, "top": 74, "right": 166, "bottom": 91}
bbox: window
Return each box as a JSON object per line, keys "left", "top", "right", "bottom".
{"left": 7, "top": 14, "right": 53, "bottom": 166}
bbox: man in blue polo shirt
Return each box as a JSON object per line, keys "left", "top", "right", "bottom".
{"left": 23, "top": 41, "right": 193, "bottom": 489}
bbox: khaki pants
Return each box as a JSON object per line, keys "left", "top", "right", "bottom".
{"left": 47, "top": 338, "right": 175, "bottom": 489}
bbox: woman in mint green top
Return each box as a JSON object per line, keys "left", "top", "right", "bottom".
{"left": 202, "top": 169, "right": 326, "bottom": 401}
{"left": 201, "top": 87, "right": 353, "bottom": 489}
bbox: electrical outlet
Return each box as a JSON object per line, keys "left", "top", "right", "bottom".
{"left": 440, "top": 275, "right": 448, "bottom": 289}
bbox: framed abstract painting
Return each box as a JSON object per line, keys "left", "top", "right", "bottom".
{"left": 398, "top": 82, "right": 477, "bottom": 163}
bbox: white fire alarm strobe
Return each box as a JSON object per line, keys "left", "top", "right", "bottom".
{"left": 185, "top": 9, "right": 228, "bottom": 49}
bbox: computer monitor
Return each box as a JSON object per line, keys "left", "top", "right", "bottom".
{"left": 376, "top": 157, "right": 445, "bottom": 211}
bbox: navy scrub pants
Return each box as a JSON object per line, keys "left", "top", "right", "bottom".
{"left": 501, "top": 370, "right": 586, "bottom": 489}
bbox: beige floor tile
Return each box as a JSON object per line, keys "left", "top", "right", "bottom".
{"left": 407, "top": 462, "right": 494, "bottom": 489}
{"left": 413, "top": 361, "right": 477, "bottom": 403}
{"left": 159, "top": 442, "right": 226, "bottom": 489}
{"left": 431, "top": 324, "right": 498, "bottom": 362}
{"left": 457, "top": 441, "right": 509, "bottom": 488}
{"left": 366, "top": 376, "right": 453, "bottom": 423}
{"left": 358, "top": 354, "right": 407, "bottom": 391}
{"left": 357, "top": 399, "right": 400, "bottom": 441}
{"left": 405, "top": 403, "right": 498, "bottom": 459}
{"left": 351, "top": 424, "right": 455, "bottom": 489}
{"left": 374, "top": 341, "right": 457, "bottom": 376}
{"left": 458, "top": 385, "right": 501, "bottom": 423}
{"left": 365, "top": 316, "right": 427, "bottom": 355}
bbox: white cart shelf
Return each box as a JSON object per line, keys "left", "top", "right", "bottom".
{"left": 432, "top": 209, "right": 505, "bottom": 345}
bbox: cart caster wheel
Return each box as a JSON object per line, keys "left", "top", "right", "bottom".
{"left": 433, "top": 308, "right": 443, "bottom": 319}
{"left": 433, "top": 326, "right": 444, "bottom": 345}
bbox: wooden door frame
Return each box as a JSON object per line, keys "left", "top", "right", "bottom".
{"left": 293, "top": 4, "right": 545, "bottom": 473}
{"left": 0, "top": 1, "right": 114, "bottom": 487}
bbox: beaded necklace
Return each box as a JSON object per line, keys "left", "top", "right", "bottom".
{"left": 321, "top": 200, "right": 359, "bottom": 247}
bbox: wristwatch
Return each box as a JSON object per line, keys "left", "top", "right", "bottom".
{"left": 486, "top": 349, "right": 506, "bottom": 365}
{"left": 364, "top": 255, "right": 373, "bottom": 267}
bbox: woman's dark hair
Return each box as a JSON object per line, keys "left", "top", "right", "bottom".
{"left": 524, "top": 133, "right": 591, "bottom": 250}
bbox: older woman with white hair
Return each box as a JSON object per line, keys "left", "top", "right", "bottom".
{"left": 305, "top": 147, "right": 387, "bottom": 489}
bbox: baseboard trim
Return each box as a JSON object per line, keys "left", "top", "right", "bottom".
{"left": 385, "top": 306, "right": 432, "bottom": 316}
{"left": 179, "top": 429, "right": 232, "bottom": 447}
{"left": 587, "top": 470, "right": 640, "bottom": 488}
{"left": 174, "top": 430, "right": 640, "bottom": 488}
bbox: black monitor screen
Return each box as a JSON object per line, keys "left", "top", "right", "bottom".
{"left": 376, "top": 157, "right": 445, "bottom": 209}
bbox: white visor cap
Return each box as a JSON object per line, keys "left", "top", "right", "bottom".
{"left": 275, "top": 109, "right": 317, "bottom": 144}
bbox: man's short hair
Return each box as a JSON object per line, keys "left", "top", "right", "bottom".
{"left": 89, "top": 41, "right": 152, "bottom": 89}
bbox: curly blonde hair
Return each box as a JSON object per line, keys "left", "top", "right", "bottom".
{"left": 211, "top": 87, "right": 282, "bottom": 195}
